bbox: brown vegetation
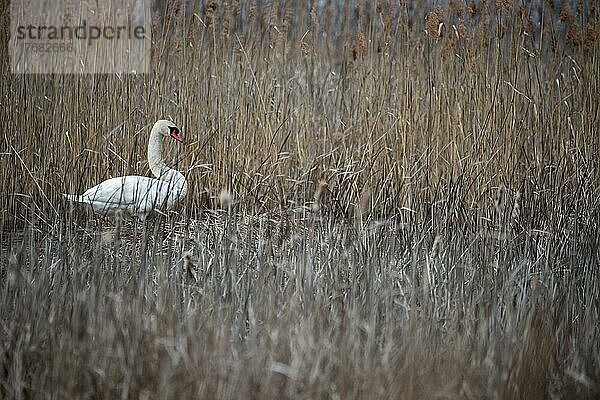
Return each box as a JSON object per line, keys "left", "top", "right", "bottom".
{"left": 1, "top": 1, "right": 599, "bottom": 398}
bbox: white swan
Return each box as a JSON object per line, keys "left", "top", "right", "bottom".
{"left": 64, "top": 120, "right": 188, "bottom": 220}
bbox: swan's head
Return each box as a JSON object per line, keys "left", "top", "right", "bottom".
{"left": 154, "top": 119, "right": 184, "bottom": 143}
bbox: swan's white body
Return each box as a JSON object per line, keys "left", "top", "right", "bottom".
{"left": 64, "top": 120, "right": 188, "bottom": 220}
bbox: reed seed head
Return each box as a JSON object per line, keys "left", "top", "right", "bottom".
{"left": 219, "top": 188, "right": 232, "bottom": 210}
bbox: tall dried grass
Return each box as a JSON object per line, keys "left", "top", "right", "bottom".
{"left": 1, "top": 1, "right": 599, "bottom": 398}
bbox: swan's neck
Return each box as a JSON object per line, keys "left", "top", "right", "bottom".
{"left": 148, "top": 128, "right": 175, "bottom": 180}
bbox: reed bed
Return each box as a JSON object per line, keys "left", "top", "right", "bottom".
{"left": 1, "top": 1, "right": 599, "bottom": 398}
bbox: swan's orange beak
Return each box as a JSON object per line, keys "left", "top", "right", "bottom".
{"left": 171, "top": 131, "right": 183, "bottom": 143}
{"left": 170, "top": 131, "right": 184, "bottom": 143}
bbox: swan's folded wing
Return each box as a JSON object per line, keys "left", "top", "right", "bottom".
{"left": 81, "top": 176, "right": 184, "bottom": 216}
